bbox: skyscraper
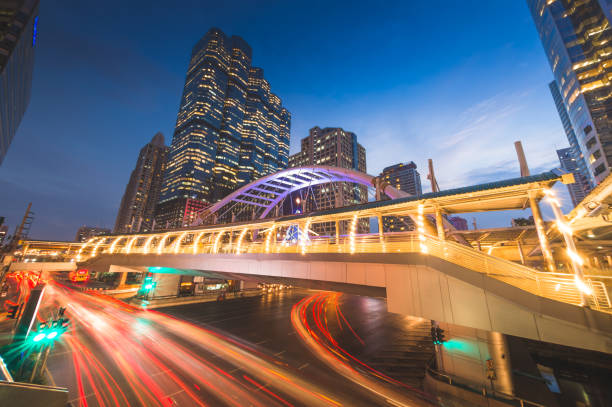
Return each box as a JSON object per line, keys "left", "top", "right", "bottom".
{"left": 380, "top": 162, "right": 422, "bottom": 196}
{"left": 527, "top": 0, "right": 612, "bottom": 183}
{"left": 0, "top": 0, "right": 39, "bottom": 165}
{"left": 157, "top": 28, "right": 290, "bottom": 229}
{"left": 549, "top": 80, "right": 593, "bottom": 194}
{"left": 448, "top": 216, "right": 468, "bottom": 231}
{"left": 557, "top": 147, "right": 591, "bottom": 206}
{"left": 75, "top": 226, "right": 110, "bottom": 243}
{"left": 379, "top": 162, "right": 422, "bottom": 232}
{"left": 115, "top": 133, "right": 168, "bottom": 233}
{"left": 288, "top": 126, "right": 367, "bottom": 235}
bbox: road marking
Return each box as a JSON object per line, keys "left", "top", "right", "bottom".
{"left": 229, "top": 367, "right": 240, "bottom": 374}
{"left": 164, "top": 389, "right": 185, "bottom": 399}
{"left": 255, "top": 340, "right": 267, "bottom": 345}
{"left": 274, "top": 350, "right": 286, "bottom": 356}
{"left": 152, "top": 368, "right": 173, "bottom": 377}
{"left": 68, "top": 391, "right": 95, "bottom": 403}
{"left": 287, "top": 332, "right": 296, "bottom": 336}
{"left": 298, "top": 363, "right": 309, "bottom": 370}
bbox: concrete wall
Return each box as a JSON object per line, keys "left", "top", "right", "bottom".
{"left": 83, "top": 252, "right": 612, "bottom": 354}
{"left": 153, "top": 274, "right": 180, "bottom": 298}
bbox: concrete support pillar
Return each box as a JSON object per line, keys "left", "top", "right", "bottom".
{"left": 528, "top": 192, "right": 555, "bottom": 272}
{"left": 606, "top": 255, "right": 612, "bottom": 268}
{"left": 516, "top": 239, "right": 526, "bottom": 265}
{"left": 434, "top": 207, "right": 445, "bottom": 241}
{"left": 335, "top": 219, "right": 340, "bottom": 245}
{"left": 487, "top": 331, "right": 514, "bottom": 395}
{"left": 374, "top": 177, "right": 384, "bottom": 201}
{"left": 377, "top": 214, "right": 384, "bottom": 242}
{"left": 117, "top": 271, "right": 128, "bottom": 288}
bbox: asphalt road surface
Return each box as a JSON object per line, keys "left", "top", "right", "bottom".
{"left": 40, "top": 284, "right": 435, "bottom": 406}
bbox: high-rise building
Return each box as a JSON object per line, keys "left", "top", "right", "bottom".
{"left": 557, "top": 147, "right": 591, "bottom": 206}
{"left": 155, "top": 197, "right": 210, "bottom": 231}
{"left": 380, "top": 162, "right": 422, "bottom": 196}
{"left": 114, "top": 133, "right": 168, "bottom": 233}
{"left": 0, "top": 0, "right": 39, "bottom": 165}
{"left": 448, "top": 216, "right": 468, "bottom": 231}
{"left": 157, "top": 28, "right": 290, "bottom": 229}
{"left": 527, "top": 0, "right": 612, "bottom": 183}
{"left": 549, "top": 81, "right": 594, "bottom": 192}
{"left": 75, "top": 226, "right": 110, "bottom": 243}
{"left": 288, "top": 126, "right": 367, "bottom": 235}
{"left": 379, "top": 162, "right": 422, "bottom": 232}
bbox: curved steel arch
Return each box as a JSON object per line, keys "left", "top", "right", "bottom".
{"left": 194, "top": 165, "right": 410, "bottom": 225}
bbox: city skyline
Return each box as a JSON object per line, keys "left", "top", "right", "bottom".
{"left": 1, "top": 3, "right": 611, "bottom": 405}
{"left": 0, "top": 1, "right": 575, "bottom": 240}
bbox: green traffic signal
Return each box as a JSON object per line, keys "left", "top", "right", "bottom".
{"left": 32, "top": 333, "right": 45, "bottom": 342}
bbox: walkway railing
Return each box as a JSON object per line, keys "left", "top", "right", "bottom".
{"left": 81, "top": 231, "right": 611, "bottom": 312}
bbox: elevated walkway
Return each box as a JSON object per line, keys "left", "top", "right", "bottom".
{"left": 82, "top": 233, "right": 612, "bottom": 354}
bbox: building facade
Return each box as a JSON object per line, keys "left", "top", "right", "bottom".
{"left": 528, "top": 0, "right": 612, "bottom": 183}
{"left": 155, "top": 198, "right": 210, "bottom": 230}
{"left": 549, "top": 80, "right": 594, "bottom": 193}
{"left": 114, "top": 133, "right": 168, "bottom": 233}
{"left": 75, "top": 226, "right": 110, "bottom": 243}
{"left": 557, "top": 147, "right": 592, "bottom": 206}
{"left": 157, "top": 28, "right": 290, "bottom": 229}
{"left": 379, "top": 162, "right": 422, "bottom": 232}
{"left": 288, "top": 126, "right": 367, "bottom": 235}
{"left": 0, "top": 0, "right": 39, "bottom": 165}
{"left": 448, "top": 216, "right": 468, "bottom": 231}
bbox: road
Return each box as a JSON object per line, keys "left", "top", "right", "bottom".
{"left": 39, "top": 283, "right": 435, "bottom": 406}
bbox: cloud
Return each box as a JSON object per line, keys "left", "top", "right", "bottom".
{"left": 359, "top": 89, "right": 564, "bottom": 197}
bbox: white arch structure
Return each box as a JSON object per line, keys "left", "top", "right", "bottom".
{"left": 194, "top": 165, "right": 410, "bottom": 225}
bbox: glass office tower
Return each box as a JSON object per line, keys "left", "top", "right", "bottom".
{"left": 548, "top": 80, "right": 593, "bottom": 194}
{"left": 157, "top": 28, "right": 290, "bottom": 229}
{"left": 557, "top": 147, "right": 592, "bottom": 206}
{"left": 115, "top": 133, "right": 168, "bottom": 233}
{"left": 528, "top": 0, "right": 612, "bottom": 183}
{"left": 0, "top": 0, "right": 39, "bottom": 165}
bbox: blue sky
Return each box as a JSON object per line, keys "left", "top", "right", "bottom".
{"left": 0, "top": 1, "right": 572, "bottom": 240}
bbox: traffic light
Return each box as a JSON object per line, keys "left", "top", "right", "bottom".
{"left": 30, "top": 318, "right": 69, "bottom": 343}
{"left": 7, "top": 304, "right": 19, "bottom": 319}
{"left": 141, "top": 276, "right": 156, "bottom": 295}
{"left": 431, "top": 326, "right": 445, "bottom": 345}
